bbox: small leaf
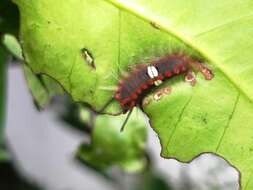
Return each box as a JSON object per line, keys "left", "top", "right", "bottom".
{"left": 23, "top": 64, "right": 64, "bottom": 109}
{"left": 2, "top": 34, "right": 23, "bottom": 60}
{"left": 78, "top": 109, "right": 147, "bottom": 172}
{"left": 23, "top": 64, "right": 50, "bottom": 108}
{"left": 1, "top": 34, "right": 64, "bottom": 109}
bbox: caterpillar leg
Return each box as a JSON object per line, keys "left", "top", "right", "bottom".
{"left": 153, "top": 86, "right": 171, "bottom": 101}
{"left": 120, "top": 109, "right": 133, "bottom": 132}
{"left": 197, "top": 63, "right": 213, "bottom": 80}
{"left": 97, "top": 96, "right": 114, "bottom": 114}
{"left": 142, "top": 96, "right": 152, "bottom": 107}
{"left": 185, "top": 70, "right": 197, "bottom": 86}
{"left": 191, "top": 61, "right": 214, "bottom": 80}
{"left": 141, "top": 86, "right": 171, "bottom": 108}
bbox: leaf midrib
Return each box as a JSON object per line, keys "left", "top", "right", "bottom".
{"left": 105, "top": 0, "right": 253, "bottom": 104}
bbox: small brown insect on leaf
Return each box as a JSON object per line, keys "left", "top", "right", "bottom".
{"left": 150, "top": 21, "right": 160, "bottom": 30}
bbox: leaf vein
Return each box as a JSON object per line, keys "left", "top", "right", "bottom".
{"left": 215, "top": 93, "right": 240, "bottom": 152}
{"left": 117, "top": 10, "right": 122, "bottom": 75}
{"left": 67, "top": 54, "right": 78, "bottom": 94}
{"left": 195, "top": 12, "right": 253, "bottom": 37}
{"left": 245, "top": 171, "right": 253, "bottom": 190}
{"left": 165, "top": 95, "right": 193, "bottom": 151}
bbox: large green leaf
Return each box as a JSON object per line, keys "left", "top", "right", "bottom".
{"left": 13, "top": 0, "right": 253, "bottom": 189}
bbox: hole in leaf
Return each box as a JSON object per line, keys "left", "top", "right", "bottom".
{"left": 81, "top": 48, "right": 95, "bottom": 69}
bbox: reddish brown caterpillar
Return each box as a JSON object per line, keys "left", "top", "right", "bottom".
{"left": 115, "top": 54, "right": 213, "bottom": 112}
{"left": 113, "top": 53, "right": 213, "bottom": 131}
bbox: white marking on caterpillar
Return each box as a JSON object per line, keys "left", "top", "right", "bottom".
{"left": 154, "top": 80, "right": 162, "bottom": 86}
{"left": 153, "top": 87, "right": 171, "bottom": 101}
{"left": 147, "top": 66, "right": 158, "bottom": 79}
{"left": 185, "top": 70, "right": 196, "bottom": 86}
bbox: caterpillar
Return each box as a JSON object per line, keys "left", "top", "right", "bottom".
{"left": 113, "top": 53, "right": 214, "bottom": 131}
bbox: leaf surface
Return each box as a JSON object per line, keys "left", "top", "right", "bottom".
{"left": 14, "top": 0, "right": 253, "bottom": 188}
{"left": 2, "top": 34, "right": 23, "bottom": 60}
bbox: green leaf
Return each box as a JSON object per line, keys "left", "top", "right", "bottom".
{"left": 0, "top": 46, "right": 8, "bottom": 161}
{"left": 13, "top": 0, "right": 253, "bottom": 188}
{"left": 124, "top": 0, "right": 253, "bottom": 189}
{"left": 78, "top": 109, "right": 147, "bottom": 172}
{"left": 23, "top": 64, "right": 64, "bottom": 109}
{"left": 23, "top": 64, "right": 51, "bottom": 109}
{"left": 13, "top": 0, "right": 195, "bottom": 114}
{"left": 2, "top": 34, "right": 23, "bottom": 60}
{"left": 1, "top": 34, "right": 64, "bottom": 109}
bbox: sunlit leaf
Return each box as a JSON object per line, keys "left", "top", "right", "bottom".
{"left": 2, "top": 34, "right": 23, "bottom": 60}
{"left": 13, "top": 0, "right": 253, "bottom": 188}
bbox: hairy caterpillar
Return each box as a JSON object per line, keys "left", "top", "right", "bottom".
{"left": 113, "top": 53, "right": 214, "bottom": 131}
